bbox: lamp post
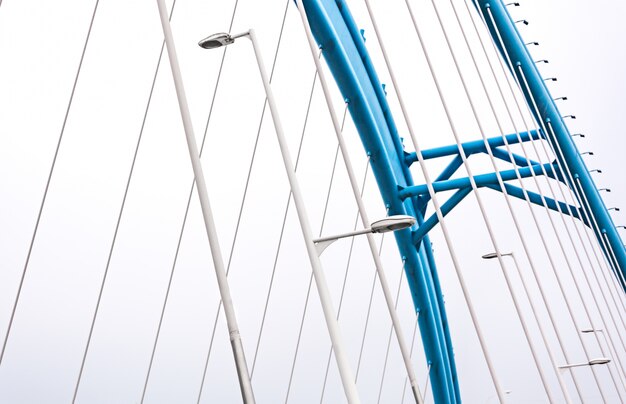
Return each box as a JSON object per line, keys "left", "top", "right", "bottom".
{"left": 313, "top": 215, "right": 416, "bottom": 255}
{"left": 559, "top": 358, "right": 611, "bottom": 370}
{"left": 199, "top": 29, "right": 361, "bottom": 403}
{"left": 155, "top": 3, "right": 255, "bottom": 402}
{"left": 581, "top": 328, "right": 626, "bottom": 387}
{"left": 482, "top": 251, "right": 572, "bottom": 403}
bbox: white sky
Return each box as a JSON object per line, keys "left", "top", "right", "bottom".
{"left": 0, "top": 0, "right": 624, "bottom": 403}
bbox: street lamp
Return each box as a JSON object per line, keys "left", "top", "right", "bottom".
{"left": 589, "top": 169, "right": 602, "bottom": 173}
{"left": 198, "top": 32, "right": 250, "bottom": 49}
{"left": 156, "top": 4, "right": 256, "bottom": 403}
{"left": 313, "top": 215, "right": 416, "bottom": 255}
{"left": 199, "top": 29, "right": 362, "bottom": 403}
{"left": 559, "top": 358, "right": 611, "bottom": 369}
{"left": 608, "top": 207, "right": 620, "bottom": 212}
{"left": 481, "top": 251, "right": 572, "bottom": 402}
{"left": 580, "top": 151, "right": 594, "bottom": 156}
{"left": 580, "top": 329, "right": 626, "bottom": 389}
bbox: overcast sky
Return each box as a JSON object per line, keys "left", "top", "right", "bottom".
{"left": 0, "top": 0, "right": 624, "bottom": 403}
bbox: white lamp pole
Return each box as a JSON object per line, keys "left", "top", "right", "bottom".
{"left": 199, "top": 29, "right": 361, "bottom": 403}
{"left": 155, "top": 2, "right": 255, "bottom": 402}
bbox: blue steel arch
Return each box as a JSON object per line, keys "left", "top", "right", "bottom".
{"left": 301, "top": 0, "right": 460, "bottom": 402}
{"left": 472, "top": 0, "right": 626, "bottom": 286}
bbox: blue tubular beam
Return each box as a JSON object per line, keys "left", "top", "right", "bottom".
{"left": 399, "top": 162, "right": 556, "bottom": 199}
{"left": 302, "top": 0, "right": 460, "bottom": 402}
{"left": 490, "top": 147, "right": 538, "bottom": 167}
{"left": 417, "top": 154, "right": 466, "bottom": 216}
{"left": 413, "top": 181, "right": 585, "bottom": 247}
{"left": 475, "top": 0, "right": 626, "bottom": 286}
{"left": 412, "top": 188, "right": 473, "bottom": 246}
{"left": 484, "top": 183, "right": 586, "bottom": 224}
{"left": 405, "top": 129, "right": 540, "bottom": 164}
{"left": 435, "top": 154, "right": 466, "bottom": 182}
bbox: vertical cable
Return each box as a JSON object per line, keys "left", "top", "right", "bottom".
{"left": 463, "top": 1, "right": 626, "bottom": 397}
{"left": 72, "top": 4, "right": 181, "bottom": 403}
{"left": 362, "top": 0, "right": 507, "bottom": 400}
{"left": 193, "top": 3, "right": 293, "bottom": 402}
{"left": 478, "top": 5, "right": 626, "bottom": 393}
{"left": 249, "top": 55, "right": 323, "bottom": 377}
{"left": 375, "top": 258, "right": 407, "bottom": 404}
{"left": 441, "top": 0, "right": 612, "bottom": 399}
{"left": 294, "top": 1, "right": 427, "bottom": 401}
{"left": 284, "top": 104, "right": 349, "bottom": 404}
{"left": 400, "top": 315, "right": 421, "bottom": 404}
{"left": 319, "top": 161, "right": 372, "bottom": 403}
{"left": 140, "top": 2, "right": 243, "bottom": 401}
{"left": 0, "top": 0, "right": 100, "bottom": 367}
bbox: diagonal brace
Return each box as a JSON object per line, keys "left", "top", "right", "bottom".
{"left": 484, "top": 183, "right": 587, "bottom": 225}
{"left": 399, "top": 162, "right": 557, "bottom": 200}
{"left": 405, "top": 129, "right": 540, "bottom": 165}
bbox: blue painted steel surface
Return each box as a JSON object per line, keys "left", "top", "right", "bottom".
{"left": 399, "top": 162, "right": 558, "bottom": 198}
{"left": 301, "top": 0, "right": 460, "bottom": 401}
{"left": 405, "top": 130, "right": 540, "bottom": 163}
{"left": 474, "top": 0, "right": 626, "bottom": 285}
{"left": 413, "top": 184, "right": 582, "bottom": 247}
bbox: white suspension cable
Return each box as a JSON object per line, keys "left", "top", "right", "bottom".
{"left": 294, "top": 1, "right": 424, "bottom": 401}
{"left": 0, "top": 0, "right": 100, "bottom": 367}
{"left": 450, "top": 0, "right": 610, "bottom": 398}
{"left": 514, "top": 63, "right": 626, "bottom": 351}
{"left": 250, "top": 50, "right": 323, "bottom": 378}
{"left": 464, "top": 1, "right": 626, "bottom": 397}
{"left": 319, "top": 160, "right": 372, "bottom": 404}
{"left": 376, "top": 258, "right": 409, "bottom": 404}
{"left": 411, "top": 0, "right": 569, "bottom": 399}
{"left": 156, "top": 1, "right": 255, "bottom": 401}
{"left": 486, "top": 0, "right": 626, "bottom": 390}
{"left": 400, "top": 314, "right": 421, "bottom": 404}
{"left": 478, "top": 5, "right": 626, "bottom": 380}
{"left": 444, "top": 1, "right": 617, "bottom": 399}
{"left": 245, "top": 27, "right": 361, "bottom": 403}
{"left": 363, "top": 0, "right": 507, "bottom": 400}
{"left": 354, "top": 213, "right": 387, "bottom": 383}
{"left": 75, "top": 0, "right": 147, "bottom": 399}
{"left": 143, "top": 2, "right": 247, "bottom": 401}
{"left": 499, "top": 18, "right": 626, "bottom": 302}
{"left": 70, "top": 3, "right": 180, "bottom": 403}
{"left": 284, "top": 109, "right": 347, "bottom": 404}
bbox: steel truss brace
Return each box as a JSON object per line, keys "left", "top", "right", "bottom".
{"left": 403, "top": 130, "right": 585, "bottom": 245}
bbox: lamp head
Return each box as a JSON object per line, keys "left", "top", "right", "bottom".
{"left": 198, "top": 33, "right": 234, "bottom": 49}
{"left": 481, "top": 252, "right": 513, "bottom": 260}
{"left": 370, "top": 215, "right": 416, "bottom": 233}
{"left": 589, "top": 358, "right": 611, "bottom": 366}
